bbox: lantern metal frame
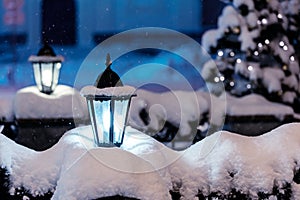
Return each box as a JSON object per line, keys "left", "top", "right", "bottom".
{"left": 28, "top": 45, "right": 64, "bottom": 95}
{"left": 84, "top": 94, "right": 136, "bottom": 147}
{"left": 30, "top": 60, "right": 62, "bottom": 94}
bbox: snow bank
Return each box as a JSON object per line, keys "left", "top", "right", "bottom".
{"left": 178, "top": 123, "right": 300, "bottom": 199}
{"left": 226, "top": 93, "right": 294, "bottom": 119}
{"left": 129, "top": 89, "right": 210, "bottom": 137}
{"left": 0, "top": 123, "right": 300, "bottom": 200}
{"left": 0, "top": 133, "right": 58, "bottom": 197}
{"left": 14, "top": 85, "right": 87, "bottom": 119}
{"left": 53, "top": 147, "right": 170, "bottom": 200}
{"left": 2, "top": 122, "right": 300, "bottom": 199}
{"left": 0, "top": 125, "right": 171, "bottom": 199}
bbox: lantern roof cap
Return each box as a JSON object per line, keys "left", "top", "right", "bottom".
{"left": 38, "top": 44, "right": 56, "bottom": 56}
{"left": 95, "top": 53, "right": 123, "bottom": 89}
{"left": 28, "top": 44, "right": 64, "bottom": 62}
{"left": 81, "top": 85, "right": 136, "bottom": 97}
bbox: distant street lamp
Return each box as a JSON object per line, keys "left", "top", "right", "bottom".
{"left": 82, "top": 54, "right": 136, "bottom": 147}
{"left": 28, "top": 44, "right": 64, "bottom": 94}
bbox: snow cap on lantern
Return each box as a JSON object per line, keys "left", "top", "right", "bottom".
{"left": 81, "top": 53, "right": 136, "bottom": 147}
{"left": 28, "top": 44, "right": 64, "bottom": 94}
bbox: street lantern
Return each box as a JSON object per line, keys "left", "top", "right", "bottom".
{"left": 82, "top": 54, "right": 136, "bottom": 147}
{"left": 28, "top": 44, "right": 64, "bottom": 94}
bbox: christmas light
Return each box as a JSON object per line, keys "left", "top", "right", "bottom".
{"left": 214, "top": 77, "right": 220, "bottom": 83}
{"left": 290, "top": 56, "right": 295, "bottom": 62}
{"left": 230, "top": 81, "right": 235, "bottom": 87}
{"left": 279, "top": 41, "right": 285, "bottom": 47}
{"left": 254, "top": 51, "right": 259, "bottom": 56}
{"left": 282, "top": 65, "right": 288, "bottom": 70}
{"left": 236, "top": 58, "right": 242, "bottom": 63}
{"left": 229, "top": 51, "right": 235, "bottom": 57}
{"left": 261, "top": 18, "right": 268, "bottom": 25}
{"left": 232, "top": 27, "right": 240, "bottom": 34}
{"left": 277, "top": 13, "right": 283, "bottom": 19}
{"left": 248, "top": 65, "right": 253, "bottom": 71}
{"left": 257, "top": 20, "right": 261, "bottom": 25}
{"left": 265, "top": 39, "right": 270, "bottom": 45}
{"left": 283, "top": 45, "right": 288, "bottom": 51}
{"left": 258, "top": 43, "right": 263, "bottom": 48}
{"left": 218, "top": 50, "right": 224, "bottom": 57}
{"left": 246, "top": 84, "right": 252, "bottom": 89}
{"left": 220, "top": 76, "right": 225, "bottom": 82}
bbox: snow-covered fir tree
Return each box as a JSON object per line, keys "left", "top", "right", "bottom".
{"left": 281, "top": 0, "right": 300, "bottom": 57}
{"left": 201, "top": 0, "right": 300, "bottom": 112}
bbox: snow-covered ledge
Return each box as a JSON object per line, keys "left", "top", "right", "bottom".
{"left": 13, "top": 85, "right": 89, "bottom": 150}
{"left": 1, "top": 123, "right": 300, "bottom": 199}
{"left": 14, "top": 85, "right": 87, "bottom": 120}
{"left": 225, "top": 93, "right": 294, "bottom": 120}
{"left": 224, "top": 93, "right": 295, "bottom": 135}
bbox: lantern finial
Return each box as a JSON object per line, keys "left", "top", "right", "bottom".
{"left": 106, "top": 53, "right": 112, "bottom": 67}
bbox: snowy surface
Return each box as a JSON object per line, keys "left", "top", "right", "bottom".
{"left": 129, "top": 89, "right": 211, "bottom": 137}
{"left": 0, "top": 125, "right": 172, "bottom": 200}
{"left": 14, "top": 85, "right": 87, "bottom": 119}
{"left": 226, "top": 93, "right": 294, "bottom": 119}
{"left": 80, "top": 85, "right": 136, "bottom": 97}
{"left": 178, "top": 123, "right": 300, "bottom": 199}
{"left": 0, "top": 90, "right": 15, "bottom": 122}
{"left": 2, "top": 122, "right": 300, "bottom": 199}
{"left": 129, "top": 90, "right": 293, "bottom": 138}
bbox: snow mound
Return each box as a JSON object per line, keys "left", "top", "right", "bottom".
{"left": 226, "top": 93, "right": 294, "bottom": 119}
{"left": 2, "top": 123, "right": 300, "bottom": 199}
{"left": 14, "top": 85, "right": 87, "bottom": 119}
{"left": 129, "top": 89, "right": 210, "bottom": 137}
{"left": 0, "top": 125, "right": 171, "bottom": 199}
{"left": 179, "top": 123, "right": 300, "bottom": 199}
{"left": 52, "top": 147, "right": 170, "bottom": 200}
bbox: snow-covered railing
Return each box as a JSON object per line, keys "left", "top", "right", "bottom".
{"left": 1, "top": 123, "right": 300, "bottom": 199}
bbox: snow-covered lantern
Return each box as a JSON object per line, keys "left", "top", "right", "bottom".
{"left": 82, "top": 54, "right": 136, "bottom": 147}
{"left": 28, "top": 44, "right": 64, "bottom": 94}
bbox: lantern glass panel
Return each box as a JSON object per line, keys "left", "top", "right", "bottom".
{"left": 33, "top": 63, "right": 42, "bottom": 91}
{"left": 113, "top": 99, "right": 130, "bottom": 143}
{"left": 52, "top": 62, "right": 62, "bottom": 88}
{"left": 86, "top": 96, "right": 132, "bottom": 147}
{"left": 32, "top": 62, "right": 61, "bottom": 94}
{"left": 96, "top": 100, "right": 111, "bottom": 144}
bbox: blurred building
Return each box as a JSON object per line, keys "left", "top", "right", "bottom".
{"left": 0, "top": 0, "right": 224, "bottom": 47}
{"left": 0, "top": 0, "right": 224, "bottom": 88}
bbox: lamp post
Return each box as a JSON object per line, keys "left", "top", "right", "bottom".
{"left": 28, "top": 44, "right": 64, "bottom": 94}
{"left": 82, "top": 54, "right": 136, "bottom": 147}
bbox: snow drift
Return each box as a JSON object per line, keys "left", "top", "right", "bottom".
{"left": 1, "top": 123, "right": 300, "bottom": 199}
